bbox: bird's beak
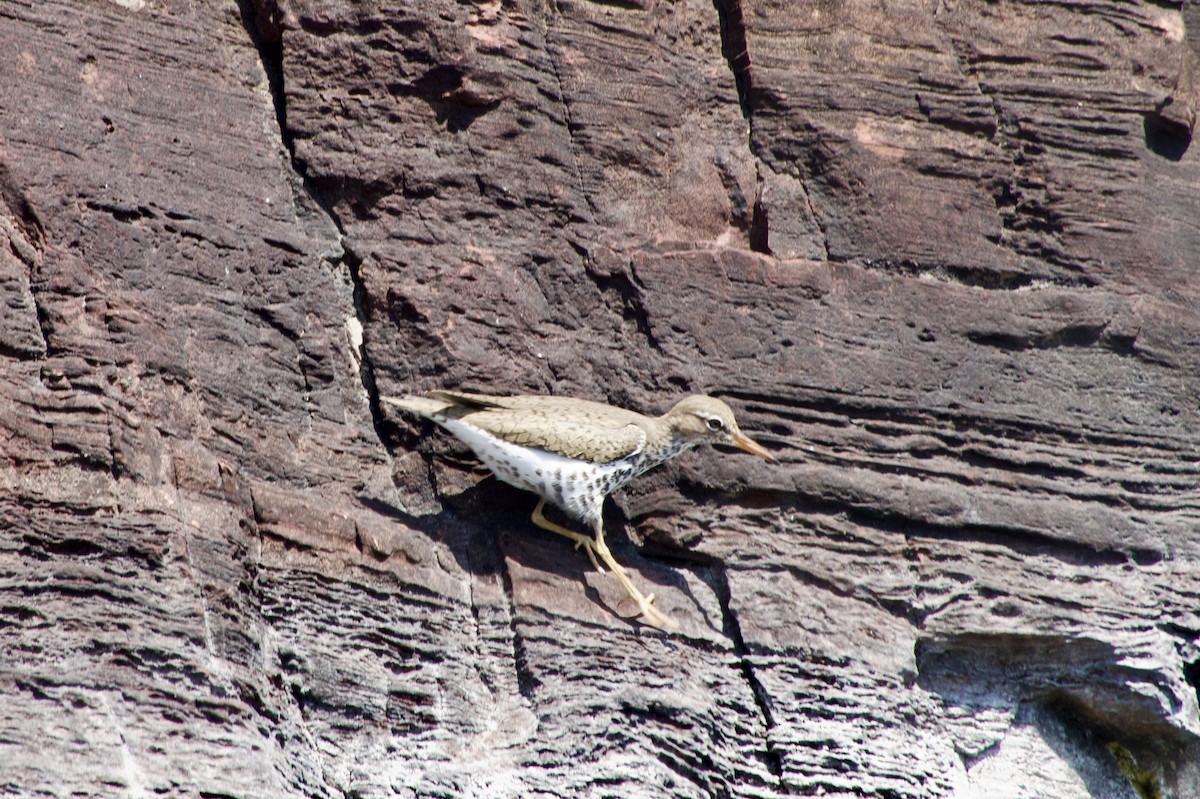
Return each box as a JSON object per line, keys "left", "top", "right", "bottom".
{"left": 732, "top": 432, "right": 778, "bottom": 463}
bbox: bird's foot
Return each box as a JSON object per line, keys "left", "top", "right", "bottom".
{"left": 573, "top": 538, "right": 604, "bottom": 573}
{"left": 592, "top": 539, "right": 679, "bottom": 632}
{"left": 622, "top": 589, "right": 679, "bottom": 632}
{"left": 531, "top": 500, "right": 605, "bottom": 572}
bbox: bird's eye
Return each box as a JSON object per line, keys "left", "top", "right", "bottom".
{"left": 705, "top": 417, "right": 725, "bottom": 432}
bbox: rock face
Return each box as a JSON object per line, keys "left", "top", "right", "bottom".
{"left": 1, "top": 0, "right": 1198, "bottom": 796}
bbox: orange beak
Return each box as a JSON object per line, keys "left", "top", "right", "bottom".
{"left": 733, "top": 432, "right": 778, "bottom": 463}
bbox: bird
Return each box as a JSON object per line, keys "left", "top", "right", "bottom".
{"left": 382, "top": 390, "right": 777, "bottom": 630}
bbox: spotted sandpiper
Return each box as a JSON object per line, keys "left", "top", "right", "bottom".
{"left": 383, "top": 390, "right": 777, "bottom": 630}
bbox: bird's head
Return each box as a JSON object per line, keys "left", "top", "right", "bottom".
{"left": 665, "top": 395, "right": 777, "bottom": 462}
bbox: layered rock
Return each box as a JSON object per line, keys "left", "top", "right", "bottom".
{"left": 1, "top": 0, "right": 1197, "bottom": 796}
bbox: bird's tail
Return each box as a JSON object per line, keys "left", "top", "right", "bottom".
{"left": 380, "top": 395, "right": 452, "bottom": 419}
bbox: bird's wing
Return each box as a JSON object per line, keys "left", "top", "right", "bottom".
{"left": 473, "top": 409, "right": 647, "bottom": 464}
{"left": 398, "top": 391, "right": 649, "bottom": 464}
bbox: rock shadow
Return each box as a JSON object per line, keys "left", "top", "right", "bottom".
{"left": 358, "top": 479, "right": 697, "bottom": 630}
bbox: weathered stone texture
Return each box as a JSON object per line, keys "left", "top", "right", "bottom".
{"left": 1, "top": 0, "right": 1198, "bottom": 797}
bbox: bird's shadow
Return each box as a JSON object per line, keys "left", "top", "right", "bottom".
{"left": 357, "top": 478, "right": 717, "bottom": 634}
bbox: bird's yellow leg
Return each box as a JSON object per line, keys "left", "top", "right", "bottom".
{"left": 531, "top": 500, "right": 604, "bottom": 572}
{"left": 590, "top": 523, "right": 679, "bottom": 632}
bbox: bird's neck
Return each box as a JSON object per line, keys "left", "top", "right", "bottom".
{"left": 640, "top": 419, "right": 699, "bottom": 468}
